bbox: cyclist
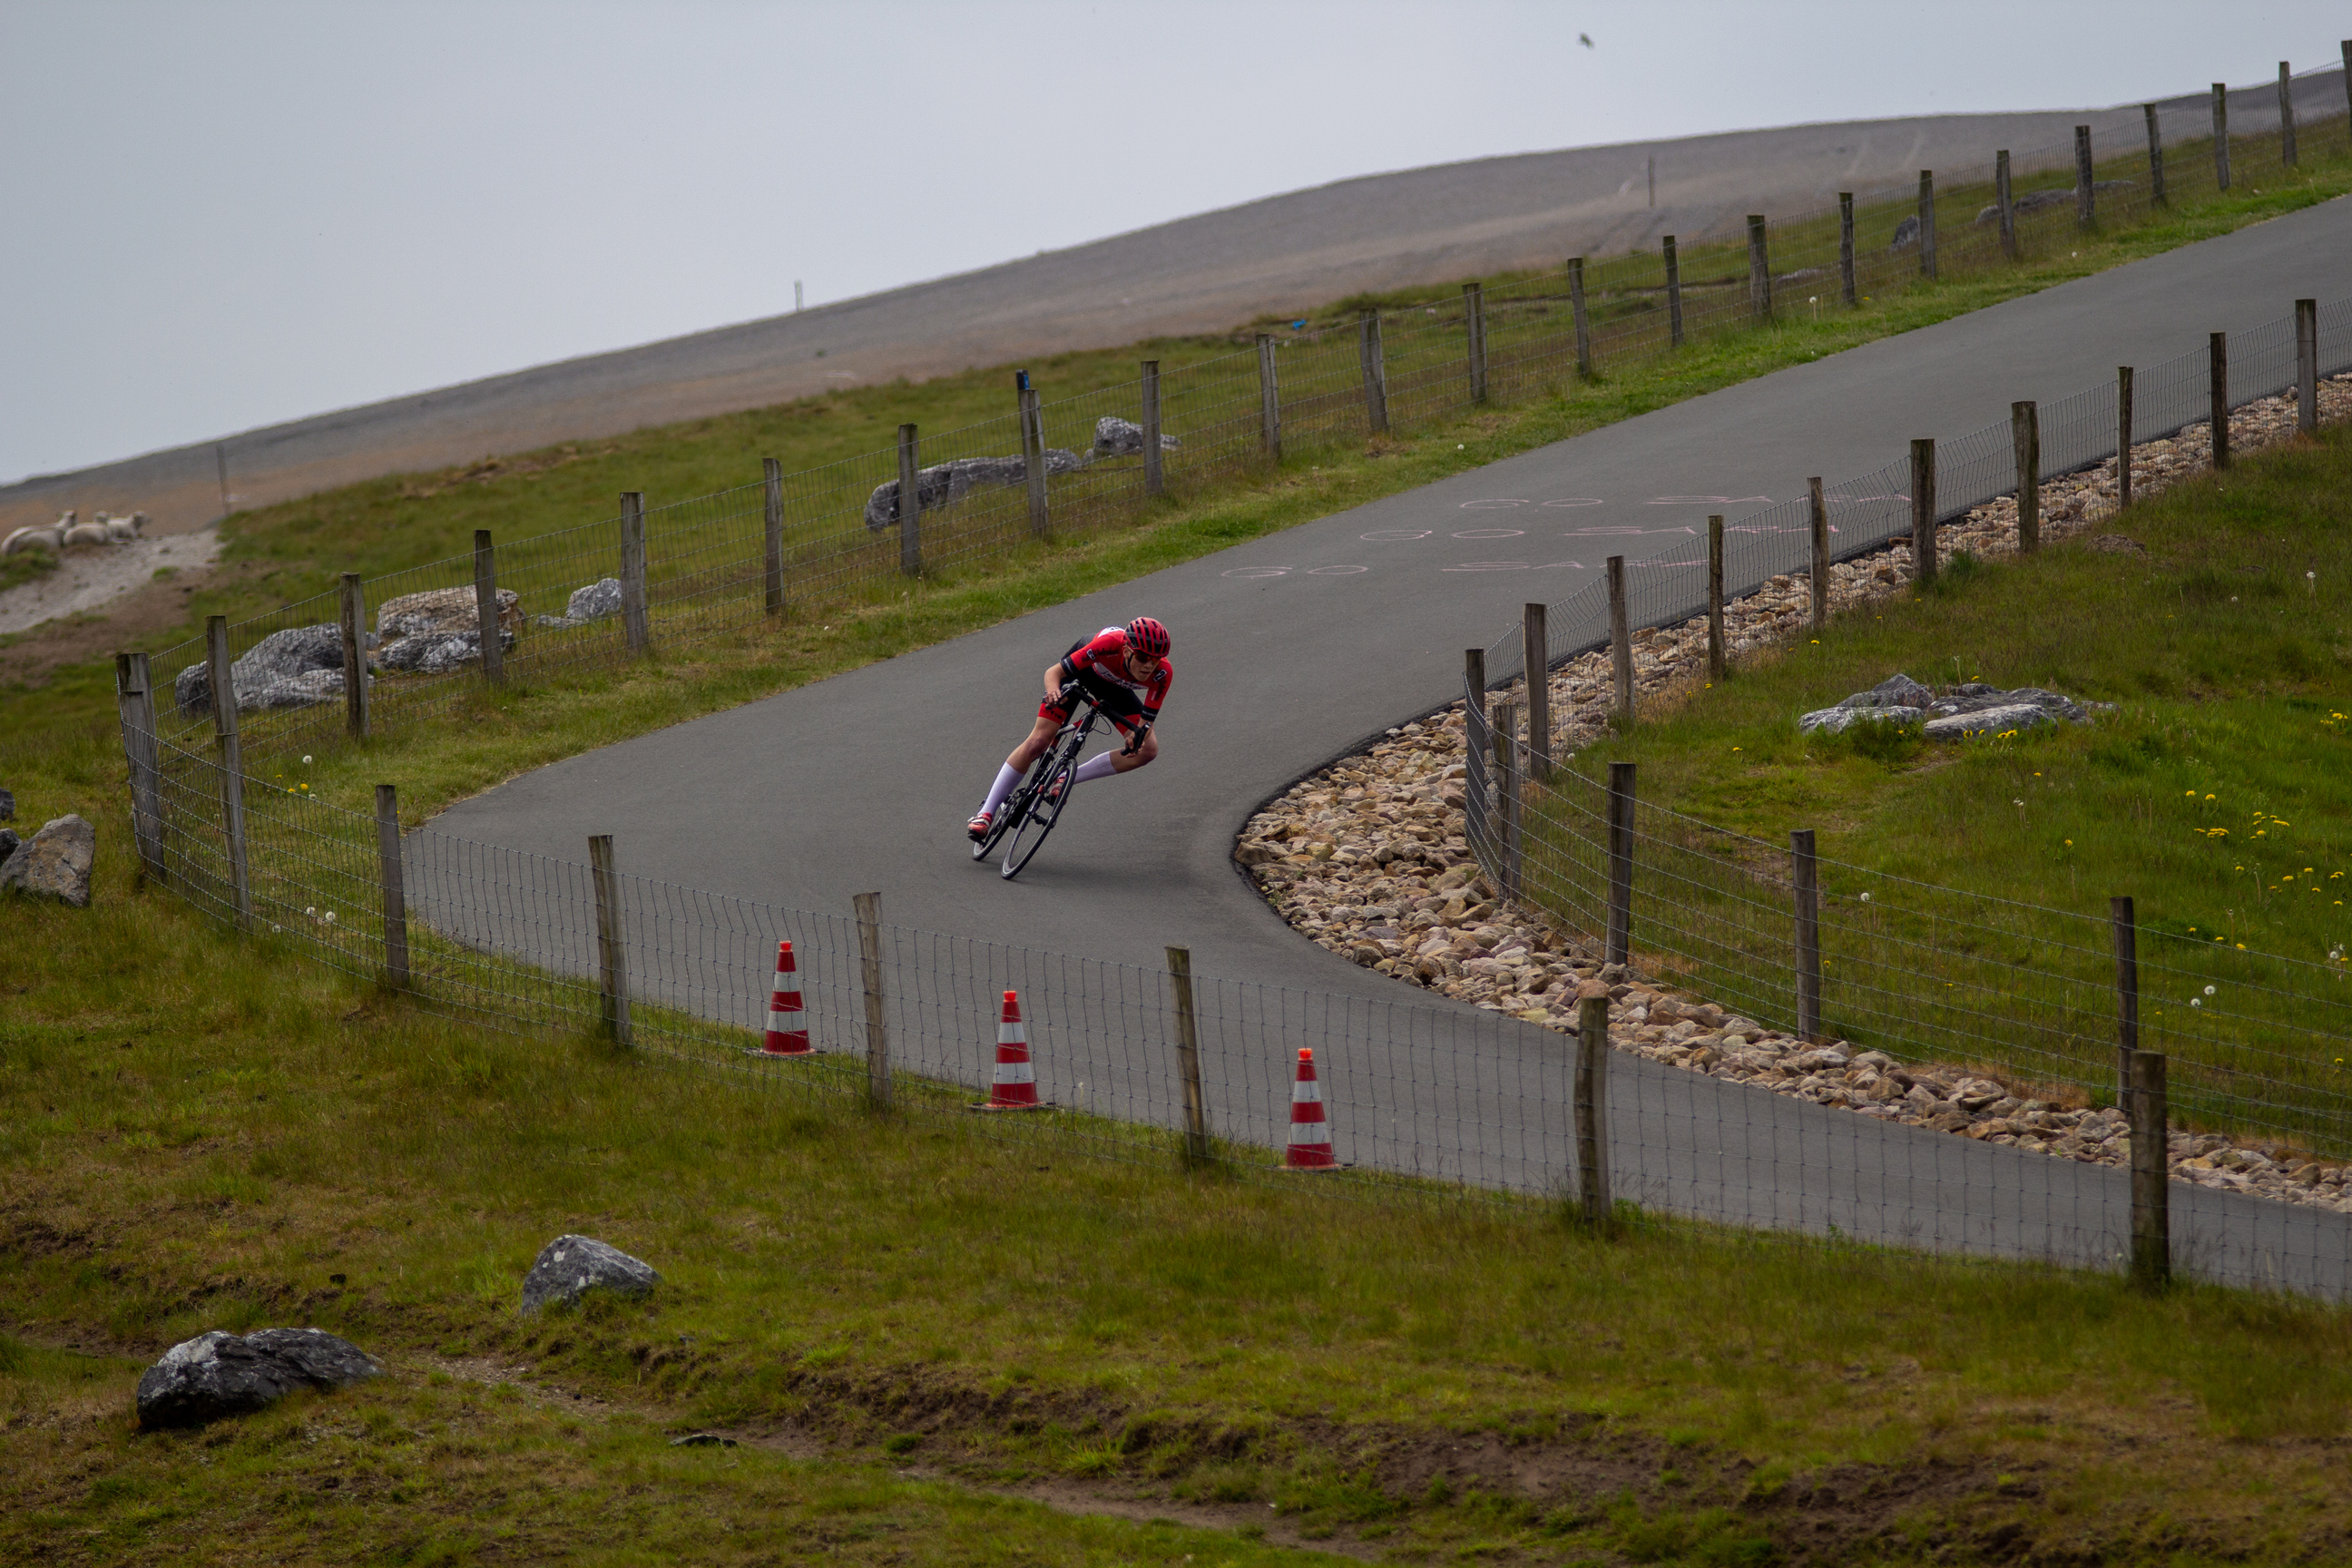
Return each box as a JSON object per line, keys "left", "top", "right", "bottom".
{"left": 968, "top": 616, "right": 1172, "bottom": 841}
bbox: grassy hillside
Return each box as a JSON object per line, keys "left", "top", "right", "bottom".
{"left": 6, "top": 171, "right": 2348, "bottom": 753}
{"left": 4, "top": 805, "right": 2350, "bottom": 1563}
{"left": 1545, "top": 426, "right": 2352, "bottom": 1110}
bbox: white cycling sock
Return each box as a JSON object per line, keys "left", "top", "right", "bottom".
{"left": 1073, "top": 752, "right": 1121, "bottom": 787}
{"left": 979, "top": 763, "right": 1023, "bottom": 818}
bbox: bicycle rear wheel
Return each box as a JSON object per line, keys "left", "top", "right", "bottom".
{"left": 999, "top": 740, "right": 1082, "bottom": 880}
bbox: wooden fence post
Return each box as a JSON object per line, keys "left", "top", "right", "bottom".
{"left": 1574, "top": 983, "right": 1613, "bottom": 1230}
{"left": 1165, "top": 946, "right": 1212, "bottom": 1168}
{"left": 2014, "top": 402, "right": 2041, "bottom": 554}
{"left": 2117, "top": 368, "right": 2134, "bottom": 509}
{"left": 2279, "top": 61, "right": 2298, "bottom": 167}
{"left": 619, "top": 492, "right": 649, "bottom": 653}
{"left": 1463, "top": 648, "right": 1488, "bottom": 863}
{"left": 1916, "top": 171, "right": 1936, "bottom": 280}
{"left": 1808, "top": 477, "right": 1829, "bottom": 632}
{"left": 2112, "top": 894, "right": 2139, "bottom": 1106}
{"left": 1792, "top": 828, "right": 1821, "bottom": 1041}
{"left": 1746, "top": 216, "right": 1770, "bottom": 321}
{"left": 338, "top": 572, "right": 369, "bottom": 738}
{"left": 474, "top": 529, "right": 504, "bottom": 686}
{"left": 2143, "top": 107, "right": 2167, "bottom": 207}
{"left": 590, "top": 834, "right": 630, "bottom": 1044}
{"left": 2130, "top": 1050, "right": 2171, "bottom": 1290}
{"left": 897, "top": 423, "right": 922, "bottom": 577}
{"left": 1018, "top": 373, "right": 1049, "bottom": 538}
{"left": 1607, "top": 555, "right": 1632, "bottom": 728}
{"left": 113, "top": 652, "right": 164, "bottom": 885}
{"left": 2074, "top": 126, "right": 2095, "bottom": 229}
{"left": 1994, "top": 153, "right": 2017, "bottom": 260}
{"left": 1662, "top": 236, "right": 1686, "bottom": 346}
{"left": 1605, "top": 762, "right": 1636, "bottom": 967}
{"left": 1706, "top": 516, "right": 1726, "bottom": 681}
{"left": 1255, "top": 335, "right": 1281, "bottom": 463}
{"left": 1910, "top": 439, "right": 1937, "bottom": 585}
{"left": 1357, "top": 309, "right": 1388, "bottom": 436}
{"left": 2297, "top": 299, "right": 2319, "bottom": 435}
{"left": 2210, "top": 331, "right": 2230, "bottom": 470}
{"left": 854, "top": 891, "right": 890, "bottom": 1109}
{"left": 1491, "top": 700, "right": 1520, "bottom": 900}
{"left": 1523, "top": 602, "right": 1550, "bottom": 783}
{"left": 205, "top": 615, "right": 250, "bottom": 929}
{"left": 762, "top": 456, "right": 785, "bottom": 616}
{"left": 2212, "top": 83, "right": 2230, "bottom": 191}
{"left": 1142, "top": 359, "right": 1164, "bottom": 495}
{"left": 1838, "top": 194, "right": 1857, "bottom": 305}
{"left": 1569, "top": 258, "right": 1592, "bottom": 376}
{"left": 1464, "top": 283, "right": 1488, "bottom": 403}
{"left": 377, "top": 784, "right": 409, "bottom": 989}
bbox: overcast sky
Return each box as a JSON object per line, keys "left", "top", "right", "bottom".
{"left": 5, "top": 0, "right": 2346, "bottom": 484}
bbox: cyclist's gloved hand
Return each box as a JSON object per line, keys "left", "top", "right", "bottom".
{"left": 1121, "top": 721, "right": 1152, "bottom": 756}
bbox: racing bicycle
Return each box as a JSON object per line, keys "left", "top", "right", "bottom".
{"left": 972, "top": 685, "right": 1142, "bottom": 880}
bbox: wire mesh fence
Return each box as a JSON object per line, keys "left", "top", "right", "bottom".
{"left": 138, "top": 75, "right": 2352, "bottom": 779}
{"left": 113, "top": 713, "right": 2352, "bottom": 1301}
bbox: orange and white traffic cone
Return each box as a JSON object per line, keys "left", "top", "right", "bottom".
{"left": 974, "top": 990, "right": 1047, "bottom": 1110}
{"left": 760, "top": 940, "right": 813, "bottom": 1055}
{"left": 1283, "top": 1047, "right": 1337, "bottom": 1169}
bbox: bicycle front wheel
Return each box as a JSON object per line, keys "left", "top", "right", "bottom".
{"left": 999, "top": 745, "right": 1080, "bottom": 880}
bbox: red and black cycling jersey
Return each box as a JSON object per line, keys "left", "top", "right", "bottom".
{"left": 1058, "top": 626, "right": 1172, "bottom": 719}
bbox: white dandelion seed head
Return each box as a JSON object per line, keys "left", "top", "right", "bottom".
{"left": 2203, "top": 984, "right": 2216, "bottom": 996}
{"left": 323, "top": 910, "right": 337, "bottom": 923}
{"left": 1860, "top": 892, "right": 1871, "bottom": 903}
{"left": 2190, "top": 997, "right": 2202, "bottom": 1007}
{"left": 302, "top": 754, "right": 313, "bottom": 764}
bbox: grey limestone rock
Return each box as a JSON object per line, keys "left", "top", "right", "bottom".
{"left": 1839, "top": 673, "right": 1935, "bottom": 711}
{"left": 1089, "top": 416, "right": 1180, "bottom": 458}
{"left": 863, "top": 449, "right": 1086, "bottom": 531}
{"left": 1922, "top": 702, "right": 2057, "bottom": 740}
{"left": 521, "top": 1234, "right": 660, "bottom": 1316}
{"left": 377, "top": 625, "right": 516, "bottom": 675}
{"left": 2, "top": 813, "right": 95, "bottom": 907}
{"left": 172, "top": 622, "right": 373, "bottom": 718}
{"left": 378, "top": 585, "right": 521, "bottom": 640}
{"left": 1798, "top": 704, "right": 1921, "bottom": 736}
{"left": 0, "top": 785, "right": 14, "bottom": 820}
{"left": 533, "top": 577, "right": 624, "bottom": 630}
{"left": 135, "top": 1327, "right": 382, "bottom": 1429}
{"left": 1888, "top": 215, "right": 1921, "bottom": 251}
{"left": 0, "top": 828, "right": 18, "bottom": 864}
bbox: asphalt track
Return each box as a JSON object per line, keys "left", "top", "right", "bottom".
{"left": 8, "top": 74, "right": 2339, "bottom": 540}
{"left": 425, "top": 197, "right": 2352, "bottom": 1297}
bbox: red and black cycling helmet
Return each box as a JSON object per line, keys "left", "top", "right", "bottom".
{"left": 1125, "top": 615, "right": 1171, "bottom": 658}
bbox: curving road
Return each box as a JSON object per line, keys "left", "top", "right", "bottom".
{"left": 7, "top": 74, "right": 2339, "bottom": 542}
{"left": 426, "top": 198, "right": 2352, "bottom": 1297}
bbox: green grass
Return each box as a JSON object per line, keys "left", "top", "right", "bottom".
{"left": 1535, "top": 427, "right": 2352, "bottom": 1139}
{"left": 8, "top": 153, "right": 2350, "bottom": 767}
{"left": 4, "top": 813, "right": 2352, "bottom": 1563}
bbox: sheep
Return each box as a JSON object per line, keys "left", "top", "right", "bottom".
{"left": 62, "top": 518, "right": 113, "bottom": 548}
{"left": 2, "top": 519, "right": 69, "bottom": 557}
{"left": 93, "top": 510, "right": 148, "bottom": 543}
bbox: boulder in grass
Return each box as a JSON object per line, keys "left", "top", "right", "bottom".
{"left": 1888, "top": 215, "right": 1921, "bottom": 251}
{"left": 521, "top": 1235, "right": 661, "bottom": 1316}
{"left": 1, "top": 814, "right": 94, "bottom": 907}
{"left": 0, "top": 785, "right": 14, "bottom": 820}
{"left": 1799, "top": 704, "right": 1920, "bottom": 737}
{"left": 1839, "top": 672, "right": 1935, "bottom": 712}
{"left": 1089, "top": 416, "right": 1180, "bottom": 459}
{"left": 173, "top": 622, "right": 367, "bottom": 718}
{"left": 377, "top": 584, "right": 522, "bottom": 640}
{"left": 135, "top": 1328, "right": 382, "bottom": 1429}
{"left": 0, "top": 829, "right": 18, "bottom": 865}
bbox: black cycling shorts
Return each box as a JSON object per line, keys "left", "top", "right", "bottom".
{"left": 1039, "top": 669, "right": 1148, "bottom": 736}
